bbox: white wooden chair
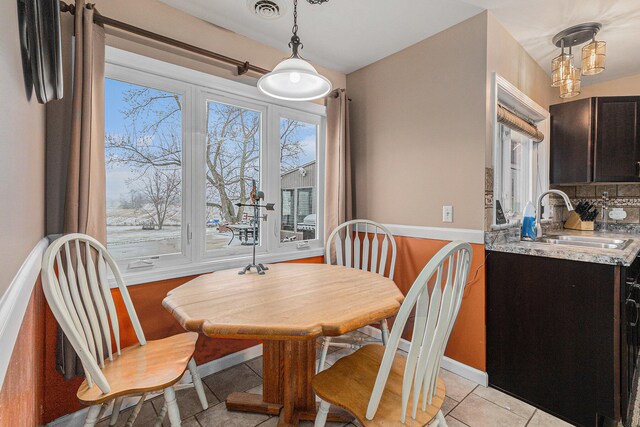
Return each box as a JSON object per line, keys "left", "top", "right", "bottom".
{"left": 318, "top": 220, "right": 397, "bottom": 372}
{"left": 41, "top": 234, "right": 209, "bottom": 427}
{"left": 312, "top": 241, "right": 473, "bottom": 426}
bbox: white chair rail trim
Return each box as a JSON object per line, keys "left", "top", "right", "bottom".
{"left": 368, "top": 224, "right": 485, "bottom": 245}
{"left": 0, "top": 237, "right": 49, "bottom": 390}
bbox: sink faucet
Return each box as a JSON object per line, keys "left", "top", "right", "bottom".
{"left": 601, "top": 191, "right": 610, "bottom": 233}
{"left": 535, "top": 190, "right": 574, "bottom": 238}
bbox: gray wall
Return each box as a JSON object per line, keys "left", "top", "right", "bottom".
{"left": 0, "top": 0, "right": 46, "bottom": 297}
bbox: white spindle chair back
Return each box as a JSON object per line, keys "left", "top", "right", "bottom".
{"left": 325, "top": 220, "right": 397, "bottom": 279}
{"left": 365, "top": 241, "right": 472, "bottom": 423}
{"left": 41, "top": 233, "right": 147, "bottom": 395}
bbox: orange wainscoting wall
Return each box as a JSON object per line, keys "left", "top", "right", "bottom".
{"left": 391, "top": 236, "right": 486, "bottom": 372}
{"left": 0, "top": 277, "right": 46, "bottom": 426}
{"left": 42, "top": 255, "right": 324, "bottom": 423}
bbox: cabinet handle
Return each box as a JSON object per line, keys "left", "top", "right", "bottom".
{"left": 627, "top": 298, "right": 640, "bottom": 327}
{"left": 636, "top": 161, "right": 640, "bottom": 178}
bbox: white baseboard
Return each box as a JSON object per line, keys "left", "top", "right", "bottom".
{"left": 47, "top": 344, "right": 264, "bottom": 427}
{"left": 0, "top": 237, "right": 48, "bottom": 390}
{"left": 360, "top": 325, "right": 488, "bottom": 387}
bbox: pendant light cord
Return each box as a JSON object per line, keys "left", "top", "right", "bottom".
{"left": 289, "top": 0, "right": 303, "bottom": 58}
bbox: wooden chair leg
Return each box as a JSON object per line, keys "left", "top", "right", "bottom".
{"left": 432, "top": 410, "right": 447, "bottom": 426}
{"left": 124, "top": 393, "right": 148, "bottom": 427}
{"left": 109, "top": 397, "right": 124, "bottom": 426}
{"left": 317, "top": 337, "right": 332, "bottom": 373}
{"left": 314, "top": 400, "right": 331, "bottom": 427}
{"left": 164, "top": 386, "right": 182, "bottom": 427}
{"left": 83, "top": 405, "right": 102, "bottom": 427}
{"left": 380, "top": 319, "right": 390, "bottom": 345}
{"left": 154, "top": 402, "right": 168, "bottom": 427}
{"left": 188, "top": 358, "right": 208, "bottom": 410}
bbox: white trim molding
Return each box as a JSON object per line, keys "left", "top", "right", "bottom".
{"left": 366, "top": 223, "right": 485, "bottom": 245}
{"left": 361, "top": 325, "right": 488, "bottom": 387}
{"left": 0, "top": 237, "right": 49, "bottom": 390}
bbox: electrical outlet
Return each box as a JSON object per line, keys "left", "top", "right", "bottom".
{"left": 443, "top": 205, "right": 453, "bottom": 223}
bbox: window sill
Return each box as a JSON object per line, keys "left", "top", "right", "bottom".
{"left": 115, "top": 247, "right": 325, "bottom": 287}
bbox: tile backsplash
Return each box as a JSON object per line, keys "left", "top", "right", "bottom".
{"left": 550, "top": 184, "right": 640, "bottom": 225}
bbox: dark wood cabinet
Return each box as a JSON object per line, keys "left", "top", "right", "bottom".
{"left": 487, "top": 252, "right": 639, "bottom": 427}
{"left": 550, "top": 98, "right": 595, "bottom": 184}
{"left": 550, "top": 96, "right": 640, "bottom": 184}
{"left": 595, "top": 97, "right": 640, "bottom": 182}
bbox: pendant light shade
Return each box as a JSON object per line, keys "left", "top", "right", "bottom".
{"left": 582, "top": 40, "right": 606, "bottom": 75}
{"left": 257, "top": 0, "right": 332, "bottom": 102}
{"left": 258, "top": 57, "right": 332, "bottom": 101}
{"left": 551, "top": 52, "right": 573, "bottom": 87}
{"left": 559, "top": 66, "right": 581, "bottom": 99}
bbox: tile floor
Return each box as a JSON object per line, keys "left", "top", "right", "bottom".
{"left": 96, "top": 331, "right": 572, "bottom": 427}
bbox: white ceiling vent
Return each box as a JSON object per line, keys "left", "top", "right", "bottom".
{"left": 247, "top": 0, "right": 286, "bottom": 20}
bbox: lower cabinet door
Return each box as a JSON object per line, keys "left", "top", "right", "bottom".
{"left": 486, "top": 251, "right": 619, "bottom": 427}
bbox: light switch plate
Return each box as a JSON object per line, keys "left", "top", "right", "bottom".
{"left": 443, "top": 205, "right": 453, "bottom": 223}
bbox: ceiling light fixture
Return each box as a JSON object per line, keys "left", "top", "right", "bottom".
{"left": 257, "top": 0, "right": 332, "bottom": 101}
{"left": 551, "top": 23, "right": 605, "bottom": 99}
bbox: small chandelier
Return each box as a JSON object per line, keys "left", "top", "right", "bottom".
{"left": 550, "top": 23, "right": 606, "bottom": 99}
{"left": 257, "top": 0, "right": 332, "bottom": 101}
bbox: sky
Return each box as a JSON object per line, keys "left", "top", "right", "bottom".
{"left": 105, "top": 78, "right": 318, "bottom": 207}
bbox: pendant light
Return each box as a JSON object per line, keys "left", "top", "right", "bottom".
{"left": 258, "top": 0, "right": 332, "bottom": 101}
{"left": 550, "top": 23, "right": 605, "bottom": 99}
{"left": 582, "top": 36, "right": 606, "bottom": 75}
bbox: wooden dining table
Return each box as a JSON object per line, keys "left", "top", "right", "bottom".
{"left": 162, "top": 263, "right": 404, "bottom": 426}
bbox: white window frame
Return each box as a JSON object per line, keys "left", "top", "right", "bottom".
{"left": 491, "top": 73, "right": 550, "bottom": 227}
{"left": 105, "top": 47, "right": 326, "bottom": 286}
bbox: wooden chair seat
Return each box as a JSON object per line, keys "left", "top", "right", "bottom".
{"left": 312, "top": 344, "right": 446, "bottom": 426}
{"left": 77, "top": 332, "right": 198, "bottom": 404}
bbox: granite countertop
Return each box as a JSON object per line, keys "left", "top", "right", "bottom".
{"left": 485, "top": 229, "right": 640, "bottom": 266}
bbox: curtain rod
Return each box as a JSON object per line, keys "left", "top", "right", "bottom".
{"left": 58, "top": 1, "right": 270, "bottom": 76}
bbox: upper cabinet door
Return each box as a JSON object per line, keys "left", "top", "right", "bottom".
{"left": 550, "top": 98, "right": 594, "bottom": 184}
{"left": 595, "top": 97, "right": 640, "bottom": 182}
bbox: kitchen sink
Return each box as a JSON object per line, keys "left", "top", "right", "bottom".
{"left": 537, "top": 234, "right": 632, "bottom": 250}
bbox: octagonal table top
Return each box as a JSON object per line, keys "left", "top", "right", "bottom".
{"left": 162, "top": 263, "right": 404, "bottom": 341}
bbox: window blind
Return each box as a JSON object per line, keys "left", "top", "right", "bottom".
{"left": 497, "top": 104, "right": 544, "bottom": 142}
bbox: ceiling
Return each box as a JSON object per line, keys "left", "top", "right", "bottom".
{"left": 158, "top": 0, "right": 483, "bottom": 74}
{"left": 465, "top": 0, "right": 640, "bottom": 86}
{"left": 160, "top": 0, "right": 640, "bottom": 85}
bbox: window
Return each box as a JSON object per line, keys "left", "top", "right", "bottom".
{"left": 105, "top": 78, "right": 185, "bottom": 261}
{"left": 104, "top": 48, "right": 325, "bottom": 282}
{"left": 497, "top": 123, "right": 532, "bottom": 220}
{"left": 279, "top": 117, "right": 319, "bottom": 243}
{"left": 492, "top": 74, "right": 549, "bottom": 227}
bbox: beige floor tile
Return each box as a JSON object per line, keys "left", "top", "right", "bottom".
{"left": 246, "top": 384, "right": 263, "bottom": 395}
{"left": 195, "top": 401, "right": 269, "bottom": 427}
{"left": 472, "top": 386, "right": 535, "bottom": 419}
{"left": 246, "top": 357, "right": 263, "bottom": 377}
{"left": 96, "top": 401, "right": 158, "bottom": 427}
{"left": 181, "top": 416, "right": 201, "bottom": 427}
{"left": 439, "top": 369, "right": 477, "bottom": 401}
{"left": 441, "top": 396, "right": 460, "bottom": 415}
{"left": 203, "top": 363, "right": 262, "bottom": 401}
{"left": 449, "top": 393, "right": 528, "bottom": 427}
{"left": 324, "top": 347, "right": 357, "bottom": 367}
{"left": 445, "top": 416, "right": 470, "bottom": 427}
{"left": 527, "top": 409, "right": 573, "bottom": 427}
{"left": 151, "top": 385, "right": 218, "bottom": 425}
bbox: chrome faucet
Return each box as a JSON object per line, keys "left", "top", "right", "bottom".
{"left": 535, "top": 190, "right": 574, "bottom": 238}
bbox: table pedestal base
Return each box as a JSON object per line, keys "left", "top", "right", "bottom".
{"left": 225, "top": 340, "right": 353, "bottom": 426}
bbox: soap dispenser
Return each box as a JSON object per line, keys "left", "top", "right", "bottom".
{"left": 521, "top": 201, "right": 536, "bottom": 240}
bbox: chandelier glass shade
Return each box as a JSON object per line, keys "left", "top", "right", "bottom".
{"left": 551, "top": 52, "right": 573, "bottom": 87}
{"left": 559, "top": 66, "right": 582, "bottom": 99}
{"left": 582, "top": 40, "right": 606, "bottom": 76}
